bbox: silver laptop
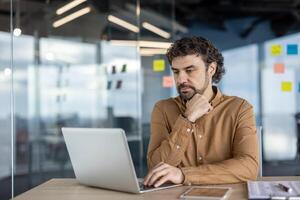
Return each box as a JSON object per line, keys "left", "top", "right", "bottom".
{"left": 62, "top": 127, "right": 180, "bottom": 193}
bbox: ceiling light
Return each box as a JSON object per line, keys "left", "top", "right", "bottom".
{"left": 109, "top": 40, "right": 172, "bottom": 49}
{"left": 140, "top": 48, "right": 167, "bottom": 56}
{"left": 4, "top": 68, "right": 12, "bottom": 76}
{"left": 53, "top": 6, "right": 91, "bottom": 28}
{"left": 56, "top": 0, "right": 87, "bottom": 15}
{"left": 107, "top": 15, "right": 139, "bottom": 33}
{"left": 142, "top": 22, "right": 170, "bottom": 39}
{"left": 109, "top": 40, "right": 138, "bottom": 46}
{"left": 13, "top": 28, "right": 22, "bottom": 37}
{"left": 139, "top": 41, "right": 171, "bottom": 48}
{"left": 45, "top": 52, "right": 55, "bottom": 61}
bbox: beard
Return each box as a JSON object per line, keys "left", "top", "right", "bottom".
{"left": 177, "top": 72, "right": 210, "bottom": 101}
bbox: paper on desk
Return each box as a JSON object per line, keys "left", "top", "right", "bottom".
{"left": 247, "top": 181, "right": 300, "bottom": 199}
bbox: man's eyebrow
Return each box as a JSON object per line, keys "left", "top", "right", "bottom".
{"left": 171, "top": 65, "right": 195, "bottom": 70}
{"left": 185, "top": 65, "right": 195, "bottom": 69}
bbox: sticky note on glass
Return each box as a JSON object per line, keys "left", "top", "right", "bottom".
{"left": 270, "top": 45, "right": 282, "bottom": 56}
{"left": 287, "top": 44, "right": 298, "bottom": 55}
{"left": 153, "top": 59, "right": 165, "bottom": 72}
{"left": 112, "top": 65, "right": 116, "bottom": 74}
{"left": 163, "top": 76, "right": 174, "bottom": 88}
{"left": 121, "top": 64, "right": 127, "bottom": 73}
{"left": 281, "top": 81, "right": 292, "bottom": 92}
{"left": 116, "top": 80, "right": 122, "bottom": 89}
{"left": 107, "top": 81, "right": 112, "bottom": 90}
{"left": 274, "top": 63, "right": 285, "bottom": 74}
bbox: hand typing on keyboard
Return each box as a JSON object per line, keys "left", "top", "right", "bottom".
{"left": 143, "top": 162, "right": 184, "bottom": 187}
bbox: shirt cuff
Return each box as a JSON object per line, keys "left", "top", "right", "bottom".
{"left": 180, "top": 167, "right": 193, "bottom": 186}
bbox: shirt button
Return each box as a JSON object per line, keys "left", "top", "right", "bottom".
{"left": 176, "top": 145, "right": 180, "bottom": 149}
{"left": 187, "top": 128, "right": 191, "bottom": 132}
{"left": 198, "top": 134, "right": 203, "bottom": 139}
{"left": 198, "top": 156, "right": 202, "bottom": 161}
{"left": 187, "top": 182, "right": 192, "bottom": 186}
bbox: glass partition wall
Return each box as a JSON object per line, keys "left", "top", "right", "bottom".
{"left": 7, "top": 0, "right": 136, "bottom": 199}
{"left": 0, "top": 0, "right": 13, "bottom": 199}
{"left": 3, "top": 0, "right": 176, "bottom": 199}
{"left": 139, "top": 0, "right": 179, "bottom": 172}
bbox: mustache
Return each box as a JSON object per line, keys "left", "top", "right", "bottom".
{"left": 177, "top": 83, "right": 195, "bottom": 91}
{"left": 177, "top": 84, "right": 203, "bottom": 94}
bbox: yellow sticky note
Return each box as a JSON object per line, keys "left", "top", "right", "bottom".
{"left": 153, "top": 59, "right": 165, "bottom": 72}
{"left": 281, "top": 82, "right": 292, "bottom": 92}
{"left": 270, "top": 45, "right": 282, "bottom": 56}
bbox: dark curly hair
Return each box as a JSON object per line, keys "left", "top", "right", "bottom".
{"left": 166, "top": 36, "right": 225, "bottom": 83}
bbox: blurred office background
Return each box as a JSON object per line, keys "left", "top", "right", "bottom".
{"left": 1, "top": 0, "right": 300, "bottom": 199}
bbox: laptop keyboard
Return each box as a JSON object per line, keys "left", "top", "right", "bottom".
{"left": 139, "top": 182, "right": 156, "bottom": 191}
{"left": 138, "top": 181, "right": 174, "bottom": 191}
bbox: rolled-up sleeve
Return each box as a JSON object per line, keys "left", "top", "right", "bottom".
{"left": 147, "top": 102, "right": 194, "bottom": 170}
{"left": 181, "top": 100, "right": 259, "bottom": 185}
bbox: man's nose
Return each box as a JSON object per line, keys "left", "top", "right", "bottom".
{"left": 177, "top": 72, "right": 188, "bottom": 84}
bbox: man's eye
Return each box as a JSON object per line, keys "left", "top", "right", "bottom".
{"left": 186, "top": 69, "right": 192, "bottom": 73}
{"left": 173, "top": 71, "right": 179, "bottom": 74}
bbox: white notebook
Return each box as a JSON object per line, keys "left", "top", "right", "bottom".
{"left": 247, "top": 181, "right": 300, "bottom": 199}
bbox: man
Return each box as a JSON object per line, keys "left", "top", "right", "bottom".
{"left": 143, "top": 36, "right": 259, "bottom": 187}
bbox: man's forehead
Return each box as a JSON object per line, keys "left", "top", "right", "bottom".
{"left": 171, "top": 54, "right": 205, "bottom": 68}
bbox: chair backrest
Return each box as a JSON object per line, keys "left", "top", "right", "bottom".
{"left": 257, "top": 126, "right": 263, "bottom": 177}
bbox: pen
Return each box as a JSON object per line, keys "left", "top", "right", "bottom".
{"left": 271, "top": 196, "right": 287, "bottom": 200}
{"left": 277, "top": 183, "right": 293, "bottom": 193}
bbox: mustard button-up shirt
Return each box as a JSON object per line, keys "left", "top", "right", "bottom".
{"left": 147, "top": 87, "right": 259, "bottom": 185}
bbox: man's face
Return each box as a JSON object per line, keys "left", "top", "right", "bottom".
{"left": 171, "top": 54, "right": 212, "bottom": 101}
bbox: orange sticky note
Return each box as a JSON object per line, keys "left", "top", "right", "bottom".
{"left": 281, "top": 81, "right": 292, "bottom": 92}
{"left": 274, "top": 63, "right": 285, "bottom": 74}
{"left": 270, "top": 45, "right": 282, "bottom": 56}
{"left": 163, "top": 76, "right": 174, "bottom": 88}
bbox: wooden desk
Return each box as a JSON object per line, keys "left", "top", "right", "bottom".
{"left": 14, "top": 177, "right": 300, "bottom": 200}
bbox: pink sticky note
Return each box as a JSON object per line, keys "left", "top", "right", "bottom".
{"left": 274, "top": 63, "right": 285, "bottom": 74}
{"left": 163, "top": 76, "right": 174, "bottom": 88}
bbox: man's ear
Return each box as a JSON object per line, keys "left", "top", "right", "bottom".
{"left": 208, "top": 62, "right": 217, "bottom": 77}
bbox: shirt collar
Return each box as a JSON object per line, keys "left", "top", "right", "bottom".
{"left": 210, "top": 86, "right": 223, "bottom": 107}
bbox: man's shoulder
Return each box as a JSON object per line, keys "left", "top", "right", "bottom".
{"left": 154, "top": 97, "right": 180, "bottom": 108}
{"left": 153, "top": 96, "right": 184, "bottom": 113}
{"left": 222, "top": 94, "right": 253, "bottom": 108}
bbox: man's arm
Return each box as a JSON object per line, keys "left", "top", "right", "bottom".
{"left": 147, "top": 101, "right": 194, "bottom": 170}
{"left": 181, "top": 100, "right": 259, "bottom": 185}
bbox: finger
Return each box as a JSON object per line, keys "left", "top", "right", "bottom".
{"left": 153, "top": 162, "right": 164, "bottom": 168}
{"left": 148, "top": 163, "right": 169, "bottom": 179}
{"left": 191, "top": 94, "right": 209, "bottom": 106}
{"left": 189, "top": 99, "right": 209, "bottom": 111}
{"left": 144, "top": 162, "right": 166, "bottom": 185}
{"left": 192, "top": 93, "right": 202, "bottom": 102}
{"left": 148, "top": 168, "right": 169, "bottom": 186}
{"left": 199, "top": 94, "right": 209, "bottom": 101}
{"left": 207, "top": 105, "right": 213, "bottom": 113}
{"left": 144, "top": 162, "right": 165, "bottom": 185}
{"left": 187, "top": 93, "right": 200, "bottom": 105}
{"left": 186, "top": 97, "right": 201, "bottom": 111}
{"left": 154, "top": 174, "right": 170, "bottom": 188}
